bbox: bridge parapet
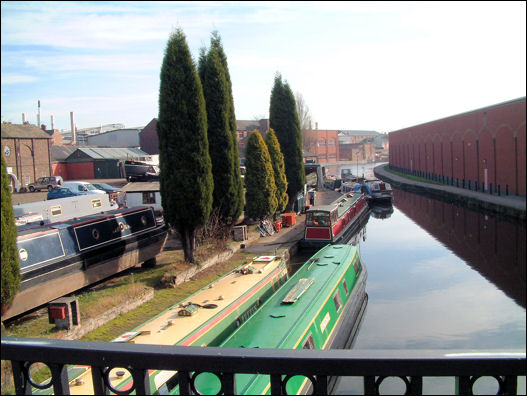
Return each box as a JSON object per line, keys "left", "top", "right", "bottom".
{"left": 1, "top": 336, "right": 525, "bottom": 395}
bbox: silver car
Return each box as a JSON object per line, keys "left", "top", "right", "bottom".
{"left": 28, "top": 176, "right": 63, "bottom": 192}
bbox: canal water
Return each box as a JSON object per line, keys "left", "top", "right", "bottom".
{"left": 290, "top": 165, "right": 526, "bottom": 394}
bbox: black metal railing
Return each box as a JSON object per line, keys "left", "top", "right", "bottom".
{"left": 1, "top": 336, "right": 525, "bottom": 395}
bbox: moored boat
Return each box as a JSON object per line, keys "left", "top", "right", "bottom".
{"left": 300, "top": 192, "right": 369, "bottom": 249}
{"left": 364, "top": 178, "right": 393, "bottom": 203}
{"left": 192, "top": 243, "right": 368, "bottom": 395}
{"left": 63, "top": 255, "right": 289, "bottom": 395}
{"left": 2, "top": 206, "right": 168, "bottom": 321}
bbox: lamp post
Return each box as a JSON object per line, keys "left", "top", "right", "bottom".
{"left": 355, "top": 152, "right": 359, "bottom": 178}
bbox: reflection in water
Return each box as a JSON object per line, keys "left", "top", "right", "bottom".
{"left": 369, "top": 202, "right": 394, "bottom": 220}
{"left": 392, "top": 189, "right": 526, "bottom": 308}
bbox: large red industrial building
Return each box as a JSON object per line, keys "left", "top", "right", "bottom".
{"left": 389, "top": 97, "right": 526, "bottom": 196}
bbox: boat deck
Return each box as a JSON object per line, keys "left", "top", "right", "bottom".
{"left": 67, "top": 256, "right": 287, "bottom": 395}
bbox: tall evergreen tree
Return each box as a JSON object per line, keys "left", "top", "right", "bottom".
{"left": 157, "top": 29, "right": 213, "bottom": 263}
{"left": 245, "top": 131, "right": 277, "bottom": 221}
{"left": 269, "top": 73, "right": 305, "bottom": 211}
{"left": 199, "top": 32, "right": 242, "bottom": 226}
{"left": 264, "top": 128, "right": 288, "bottom": 214}
{"left": 1, "top": 154, "right": 21, "bottom": 313}
{"left": 210, "top": 32, "right": 244, "bottom": 222}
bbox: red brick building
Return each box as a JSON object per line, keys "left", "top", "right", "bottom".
{"left": 1, "top": 122, "right": 53, "bottom": 188}
{"left": 302, "top": 130, "right": 339, "bottom": 164}
{"left": 389, "top": 97, "right": 526, "bottom": 196}
{"left": 139, "top": 118, "right": 159, "bottom": 155}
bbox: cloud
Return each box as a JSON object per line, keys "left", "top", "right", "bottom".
{"left": 1, "top": 73, "right": 37, "bottom": 84}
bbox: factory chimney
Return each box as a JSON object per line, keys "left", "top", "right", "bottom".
{"left": 37, "top": 100, "right": 41, "bottom": 128}
{"left": 70, "top": 111, "right": 76, "bottom": 145}
{"left": 22, "top": 113, "right": 26, "bottom": 123}
{"left": 51, "top": 115, "right": 55, "bottom": 130}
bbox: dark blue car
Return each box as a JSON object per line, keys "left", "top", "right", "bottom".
{"left": 47, "top": 187, "right": 86, "bottom": 200}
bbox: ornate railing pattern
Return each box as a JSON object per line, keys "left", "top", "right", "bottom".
{"left": 1, "top": 336, "right": 525, "bottom": 395}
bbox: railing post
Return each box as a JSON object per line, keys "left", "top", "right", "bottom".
{"left": 270, "top": 374, "right": 283, "bottom": 395}
{"left": 455, "top": 376, "right": 472, "bottom": 395}
{"left": 130, "top": 367, "right": 150, "bottom": 394}
{"left": 364, "top": 376, "right": 376, "bottom": 394}
{"left": 177, "top": 370, "right": 192, "bottom": 395}
{"left": 409, "top": 376, "right": 423, "bottom": 394}
{"left": 90, "top": 366, "right": 110, "bottom": 395}
{"left": 314, "top": 374, "right": 328, "bottom": 394}
{"left": 221, "top": 372, "right": 236, "bottom": 395}
{"left": 50, "top": 363, "right": 70, "bottom": 395}
{"left": 11, "top": 360, "right": 32, "bottom": 395}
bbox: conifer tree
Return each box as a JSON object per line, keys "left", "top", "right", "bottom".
{"left": 269, "top": 73, "right": 305, "bottom": 211}
{"left": 264, "top": 128, "right": 288, "bottom": 214}
{"left": 210, "top": 32, "right": 244, "bottom": 222}
{"left": 1, "top": 154, "right": 20, "bottom": 312}
{"left": 245, "top": 130, "right": 277, "bottom": 220}
{"left": 157, "top": 29, "right": 213, "bottom": 263}
{"left": 199, "top": 32, "right": 243, "bottom": 226}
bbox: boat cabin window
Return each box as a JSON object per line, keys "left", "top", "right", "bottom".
{"left": 342, "top": 279, "right": 349, "bottom": 296}
{"left": 306, "top": 211, "right": 330, "bottom": 226}
{"left": 353, "top": 258, "right": 362, "bottom": 276}
{"left": 303, "top": 333, "right": 315, "bottom": 349}
{"left": 333, "top": 290, "right": 343, "bottom": 312}
{"left": 91, "top": 198, "right": 102, "bottom": 208}
{"left": 50, "top": 205, "right": 62, "bottom": 217}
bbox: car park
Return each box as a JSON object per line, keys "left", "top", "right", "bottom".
{"left": 61, "top": 181, "right": 106, "bottom": 195}
{"left": 47, "top": 187, "right": 86, "bottom": 200}
{"left": 28, "top": 176, "right": 63, "bottom": 192}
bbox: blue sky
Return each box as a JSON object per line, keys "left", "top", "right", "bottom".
{"left": 1, "top": 1, "right": 525, "bottom": 132}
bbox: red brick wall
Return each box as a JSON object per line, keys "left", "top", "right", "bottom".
{"left": 65, "top": 162, "right": 94, "bottom": 180}
{"left": 1, "top": 137, "right": 52, "bottom": 186}
{"left": 389, "top": 98, "right": 526, "bottom": 195}
{"left": 139, "top": 118, "right": 159, "bottom": 155}
{"left": 52, "top": 163, "right": 69, "bottom": 179}
{"left": 309, "top": 130, "right": 339, "bottom": 163}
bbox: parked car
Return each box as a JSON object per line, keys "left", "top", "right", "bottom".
{"left": 28, "top": 176, "right": 63, "bottom": 192}
{"left": 61, "top": 181, "right": 106, "bottom": 195}
{"left": 91, "top": 182, "right": 124, "bottom": 206}
{"left": 47, "top": 187, "right": 87, "bottom": 200}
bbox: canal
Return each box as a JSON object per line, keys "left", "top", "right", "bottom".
{"left": 291, "top": 166, "right": 526, "bottom": 394}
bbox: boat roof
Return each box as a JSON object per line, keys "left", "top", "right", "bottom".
{"left": 306, "top": 192, "right": 363, "bottom": 214}
{"left": 17, "top": 206, "right": 153, "bottom": 237}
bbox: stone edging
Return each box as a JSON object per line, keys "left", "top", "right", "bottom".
{"left": 54, "top": 288, "right": 155, "bottom": 340}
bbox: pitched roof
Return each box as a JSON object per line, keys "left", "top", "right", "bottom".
{"left": 1, "top": 122, "right": 52, "bottom": 139}
{"left": 65, "top": 147, "right": 149, "bottom": 161}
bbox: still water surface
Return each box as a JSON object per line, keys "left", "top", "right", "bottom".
{"left": 291, "top": 169, "right": 525, "bottom": 394}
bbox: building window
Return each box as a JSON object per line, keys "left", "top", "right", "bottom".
{"left": 142, "top": 192, "right": 156, "bottom": 204}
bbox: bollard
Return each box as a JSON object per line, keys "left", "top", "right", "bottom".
{"left": 489, "top": 184, "right": 493, "bottom": 194}
{"left": 506, "top": 184, "right": 509, "bottom": 195}
{"left": 498, "top": 184, "right": 501, "bottom": 196}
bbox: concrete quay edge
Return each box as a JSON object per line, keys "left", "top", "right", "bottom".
{"left": 373, "top": 164, "right": 526, "bottom": 223}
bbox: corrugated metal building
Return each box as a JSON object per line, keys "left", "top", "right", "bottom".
{"left": 51, "top": 146, "right": 151, "bottom": 180}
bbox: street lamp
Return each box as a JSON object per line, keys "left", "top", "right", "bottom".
{"left": 355, "top": 152, "right": 359, "bottom": 178}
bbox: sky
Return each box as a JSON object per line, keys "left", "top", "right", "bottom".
{"left": 1, "top": 1, "right": 526, "bottom": 133}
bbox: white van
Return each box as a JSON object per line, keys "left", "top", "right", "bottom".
{"left": 62, "top": 181, "right": 106, "bottom": 195}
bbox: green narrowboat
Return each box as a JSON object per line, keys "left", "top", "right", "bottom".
{"left": 191, "top": 244, "right": 368, "bottom": 395}
{"left": 52, "top": 255, "right": 288, "bottom": 395}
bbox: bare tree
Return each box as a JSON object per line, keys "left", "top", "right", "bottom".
{"left": 295, "top": 91, "right": 317, "bottom": 153}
